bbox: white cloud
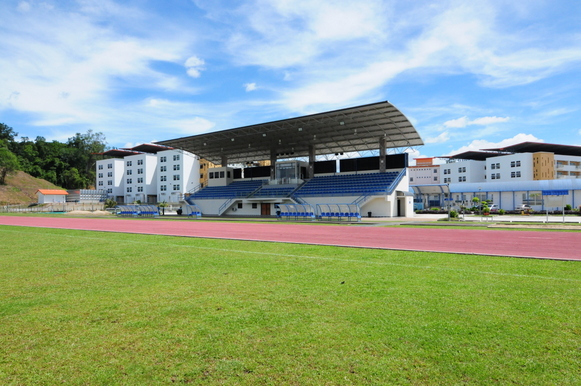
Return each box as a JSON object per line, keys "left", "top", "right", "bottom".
{"left": 425, "top": 131, "right": 450, "bottom": 144}
{"left": 185, "top": 56, "right": 205, "bottom": 78}
{"left": 17, "top": 2, "right": 30, "bottom": 12}
{"left": 447, "top": 133, "right": 543, "bottom": 156}
{"left": 444, "top": 116, "right": 509, "bottom": 128}
{"left": 244, "top": 83, "right": 257, "bottom": 92}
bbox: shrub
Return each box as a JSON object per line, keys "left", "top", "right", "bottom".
{"left": 498, "top": 209, "right": 505, "bottom": 215}
{"left": 565, "top": 204, "right": 572, "bottom": 211}
{"left": 450, "top": 210, "right": 458, "bottom": 218}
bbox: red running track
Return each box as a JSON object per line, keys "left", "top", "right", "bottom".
{"left": 1, "top": 216, "right": 580, "bottom": 261}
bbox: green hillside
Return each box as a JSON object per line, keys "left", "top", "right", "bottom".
{"left": 0, "top": 171, "right": 62, "bottom": 205}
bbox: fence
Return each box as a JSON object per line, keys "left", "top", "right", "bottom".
{"left": 1, "top": 202, "right": 106, "bottom": 213}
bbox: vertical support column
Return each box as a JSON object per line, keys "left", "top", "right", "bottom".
{"left": 270, "top": 149, "right": 277, "bottom": 180}
{"left": 308, "top": 145, "right": 315, "bottom": 179}
{"left": 379, "top": 137, "right": 387, "bottom": 173}
{"left": 220, "top": 155, "right": 228, "bottom": 168}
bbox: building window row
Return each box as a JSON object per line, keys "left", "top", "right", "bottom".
{"left": 127, "top": 161, "right": 132, "bottom": 167}
{"left": 173, "top": 155, "right": 180, "bottom": 161}
{"left": 510, "top": 161, "right": 521, "bottom": 167}
{"left": 511, "top": 171, "right": 521, "bottom": 178}
{"left": 458, "top": 176, "right": 466, "bottom": 182}
{"left": 458, "top": 167, "right": 466, "bottom": 173}
{"left": 491, "top": 173, "right": 501, "bottom": 179}
{"left": 491, "top": 163, "right": 500, "bottom": 170}
{"left": 160, "top": 166, "right": 167, "bottom": 172}
{"left": 173, "top": 164, "right": 180, "bottom": 171}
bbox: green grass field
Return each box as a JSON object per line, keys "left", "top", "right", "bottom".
{"left": 1, "top": 224, "right": 580, "bottom": 385}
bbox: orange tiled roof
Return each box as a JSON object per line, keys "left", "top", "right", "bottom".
{"left": 36, "top": 189, "right": 68, "bottom": 195}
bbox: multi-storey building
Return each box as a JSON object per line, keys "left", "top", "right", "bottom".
{"left": 411, "top": 142, "right": 581, "bottom": 210}
{"left": 95, "top": 144, "right": 200, "bottom": 204}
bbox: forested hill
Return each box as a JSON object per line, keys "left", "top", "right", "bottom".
{"left": 0, "top": 123, "right": 107, "bottom": 190}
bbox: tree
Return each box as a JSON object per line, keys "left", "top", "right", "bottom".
{"left": 0, "top": 141, "right": 20, "bottom": 185}
{"left": 0, "top": 123, "right": 18, "bottom": 143}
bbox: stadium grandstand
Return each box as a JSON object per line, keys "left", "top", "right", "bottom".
{"left": 157, "top": 101, "right": 423, "bottom": 218}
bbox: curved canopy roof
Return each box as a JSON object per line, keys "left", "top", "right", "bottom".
{"left": 156, "top": 101, "right": 423, "bottom": 164}
{"left": 484, "top": 142, "right": 581, "bottom": 157}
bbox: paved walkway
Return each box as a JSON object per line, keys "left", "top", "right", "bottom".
{"left": 1, "top": 215, "right": 580, "bottom": 261}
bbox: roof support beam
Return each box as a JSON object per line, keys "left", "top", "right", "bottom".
{"left": 308, "top": 144, "right": 315, "bottom": 179}
{"left": 379, "top": 137, "right": 387, "bottom": 173}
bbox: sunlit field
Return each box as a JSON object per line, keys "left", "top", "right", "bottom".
{"left": 1, "top": 225, "right": 580, "bottom": 385}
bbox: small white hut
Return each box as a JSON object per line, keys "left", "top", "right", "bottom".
{"left": 36, "top": 189, "right": 68, "bottom": 204}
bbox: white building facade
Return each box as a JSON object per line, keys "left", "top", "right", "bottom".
{"left": 95, "top": 146, "right": 200, "bottom": 204}
{"left": 412, "top": 143, "right": 581, "bottom": 211}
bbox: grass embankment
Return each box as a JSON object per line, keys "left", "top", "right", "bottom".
{"left": 0, "top": 171, "right": 61, "bottom": 205}
{"left": 1, "top": 225, "right": 580, "bottom": 385}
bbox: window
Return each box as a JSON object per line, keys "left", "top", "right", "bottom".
{"left": 410, "top": 177, "right": 414, "bottom": 182}
{"left": 107, "top": 189, "right": 112, "bottom": 193}
{"left": 516, "top": 171, "right": 521, "bottom": 177}
{"left": 173, "top": 154, "right": 180, "bottom": 161}
{"left": 98, "top": 181, "right": 103, "bottom": 186}
{"left": 127, "top": 187, "right": 132, "bottom": 192}
{"left": 160, "top": 166, "right": 167, "bottom": 172}
{"left": 107, "top": 163, "right": 112, "bottom": 169}
{"left": 160, "top": 175, "right": 167, "bottom": 182}
{"left": 511, "top": 172, "right": 515, "bottom": 178}
{"left": 173, "top": 184, "right": 180, "bottom": 191}
{"left": 137, "top": 177, "right": 143, "bottom": 183}
{"left": 252, "top": 203, "right": 258, "bottom": 209}
{"left": 173, "top": 175, "right": 180, "bottom": 181}
{"left": 127, "top": 161, "right": 132, "bottom": 167}
{"left": 209, "top": 172, "right": 214, "bottom": 179}
{"left": 98, "top": 164, "right": 103, "bottom": 170}
{"left": 160, "top": 156, "right": 167, "bottom": 162}
{"left": 434, "top": 177, "right": 438, "bottom": 181}
{"left": 137, "top": 186, "right": 143, "bottom": 192}
{"left": 227, "top": 171, "right": 231, "bottom": 178}
{"left": 98, "top": 173, "right": 103, "bottom": 178}
{"left": 491, "top": 174, "right": 496, "bottom": 180}
{"left": 107, "top": 180, "right": 112, "bottom": 186}
{"left": 108, "top": 172, "right": 113, "bottom": 177}
{"left": 137, "top": 168, "right": 143, "bottom": 174}
{"left": 137, "top": 159, "right": 143, "bottom": 165}
{"left": 173, "top": 164, "right": 180, "bottom": 171}
{"left": 458, "top": 177, "right": 463, "bottom": 182}
{"left": 127, "top": 170, "right": 132, "bottom": 175}
{"left": 220, "top": 171, "right": 225, "bottom": 178}
{"left": 160, "top": 185, "right": 167, "bottom": 191}
{"left": 127, "top": 178, "right": 132, "bottom": 184}
{"left": 237, "top": 202, "right": 243, "bottom": 209}
{"left": 516, "top": 161, "right": 521, "bottom": 167}
{"left": 434, "top": 169, "right": 438, "bottom": 173}
{"left": 511, "top": 161, "right": 516, "bottom": 167}
{"left": 200, "top": 173, "right": 204, "bottom": 179}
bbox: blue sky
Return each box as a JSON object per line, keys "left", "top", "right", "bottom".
{"left": 1, "top": 0, "right": 581, "bottom": 163}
